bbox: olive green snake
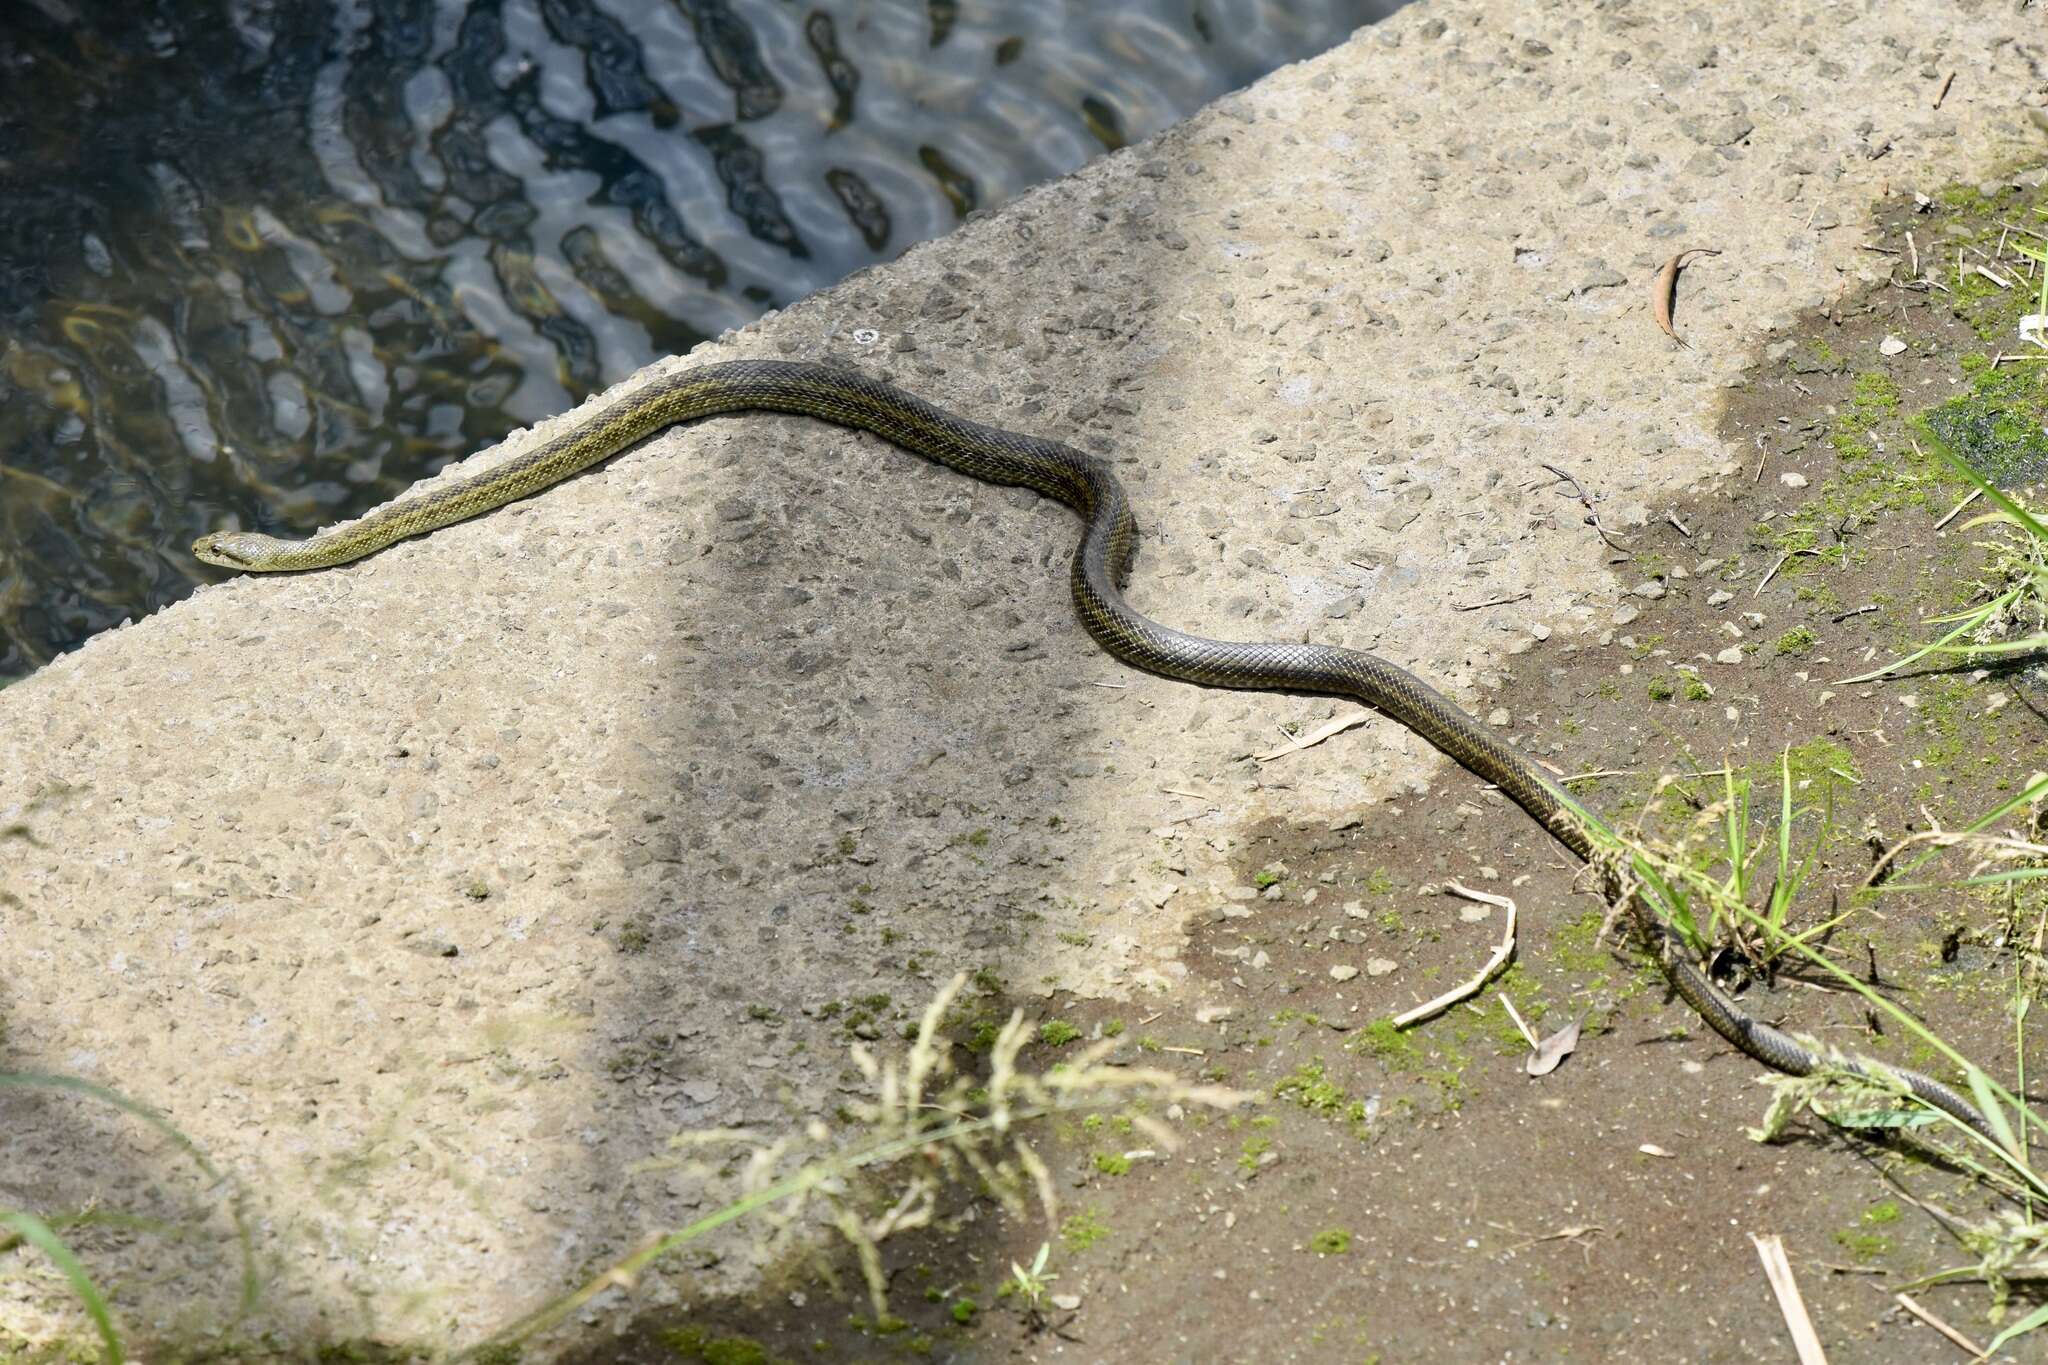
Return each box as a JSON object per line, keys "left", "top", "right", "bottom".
{"left": 193, "top": 358, "right": 1994, "bottom": 1138}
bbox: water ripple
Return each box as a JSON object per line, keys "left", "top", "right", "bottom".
{"left": 0, "top": 0, "right": 1400, "bottom": 679}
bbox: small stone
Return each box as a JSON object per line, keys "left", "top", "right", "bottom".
{"left": 1342, "top": 900, "right": 1369, "bottom": 920}
{"left": 1574, "top": 263, "right": 1627, "bottom": 293}
{"left": 1366, "top": 957, "right": 1399, "bottom": 977}
{"left": 1680, "top": 114, "right": 1754, "bottom": 146}
{"left": 1716, "top": 646, "right": 1745, "bottom": 665}
{"left": 1530, "top": 623, "right": 1552, "bottom": 641}
{"left": 1050, "top": 1294, "right": 1081, "bottom": 1312}
{"left": 1195, "top": 1005, "right": 1237, "bottom": 1023}
{"left": 1879, "top": 334, "right": 1908, "bottom": 356}
{"left": 1458, "top": 902, "right": 1491, "bottom": 923}
{"left": 1488, "top": 707, "right": 1511, "bottom": 727}
{"left": 1329, "top": 964, "right": 1360, "bottom": 982}
{"left": 1780, "top": 472, "right": 1809, "bottom": 489}
{"left": 1632, "top": 581, "right": 1667, "bottom": 600}
{"left": 1707, "top": 589, "right": 1733, "bottom": 606}
{"left": 1612, "top": 604, "right": 1642, "bottom": 626}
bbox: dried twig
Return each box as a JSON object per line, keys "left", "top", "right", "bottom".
{"left": 1453, "top": 592, "right": 1532, "bottom": 612}
{"left": 1536, "top": 462, "right": 1631, "bottom": 550}
{"left": 1255, "top": 711, "right": 1371, "bottom": 763}
{"left": 1756, "top": 548, "right": 1826, "bottom": 597}
{"left": 1933, "top": 488, "right": 1983, "bottom": 531}
{"left": 1892, "top": 1292, "right": 1986, "bottom": 1358}
{"left": 1390, "top": 883, "right": 1516, "bottom": 1028}
{"left": 1932, "top": 71, "right": 1955, "bottom": 108}
{"left": 1653, "top": 247, "right": 1721, "bottom": 347}
{"left": 1751, "top": 1234, "right": 1829, "bottom": 1365}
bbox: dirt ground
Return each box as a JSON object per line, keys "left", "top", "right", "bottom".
{"left": 563, "top": 177, "right": 2048, "bottom": 1365}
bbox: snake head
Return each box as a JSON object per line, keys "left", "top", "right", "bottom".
{"left": 191, "top": 530, "right": 273, "bottom": 571}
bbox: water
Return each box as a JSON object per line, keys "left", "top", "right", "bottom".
{"left": 0, "top": 0, "right": 1398, "bottom": 680}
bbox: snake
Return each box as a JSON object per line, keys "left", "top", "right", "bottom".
{"left": 193, "top": 358, "right": 1994, "bottom": 1138}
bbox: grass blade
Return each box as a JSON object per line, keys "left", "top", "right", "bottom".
{"left": 0, "top": 1072, "right": 259, "bottom": 1315}
{"left": 0, "top": 1211, "right": 123, "bottom": 1363}
{"left": 1968, "top": 1068, "right": 2023, "bottom": 1162}
{"left": 1921, "top": 424, "right": 2048, "bottom": 542}
{"left": 1925, "top": 632, "right": 2048, "bottom": 655}
{"left": 1984, "top": 1300, "right": 2048, "bottom": 1354}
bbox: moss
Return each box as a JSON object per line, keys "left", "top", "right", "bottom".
{"left": 1848, "top": 370, "right": 1902, "bottom": 423}
{"left": 1773, "top": 626, "right": 1817, "bottom": 656}
{"left": 1937, "top": 183, "right": 1995, "bottom": 213}
{"left": 1918, "top": 366, "right": 2048, "bottom": 487}
{"left": 1092, "top": 1151, "right": 1132, "bottom": 1176}
{"left": 662, "top": 1327, "right": 775, "bottom": 1365}
{"left": 1646, "top": 676, "right": 1675, "bottom": 702}
{"left": 1038, "top": 1020, "right": 1081, "bottom": 1047}
{"left": 1784, "top": 737, "right": 1858, "bottom": 789}
{"left": 1275, "top": 1060, "right": 1366, "bottom": 1119}
{"left": 1353, "top": 1020, "right": 1417, "bottom": 1064}
{"left": 1804, "top": 337, "right": 1846, "bottom": 373}
{"left": 1238, "top": 1136, "right": 1273, "bottom": 1172}
{"left": 1832, "top": 1228, "right": 1894, "bottom": 1262}
{"left": 1308, "top": 1227, "right": 1353, "bottom": 1256}
{"left": 950, "top": 1299, "right": 978, "bottom": 1325}
{"left": 1862, "top": 1200, "right": 1902, "bottom": 1226}
{"left": 1253, "top": 869, "right": 1282, "bottom": 890}
{"left": 1486, "top": 964, "right": 1550, "bottom": 1053}
{"left": 1682, "top": 674, "right": 1714, "bottom": 702}
{"left": 1061, "top": 1208, "right": 1110, "bottom": 1252}
{"left": 1363, "top": 866, "right": 1397, "bottom": 896}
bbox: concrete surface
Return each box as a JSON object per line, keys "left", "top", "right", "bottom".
{"left": 3, "top": 0, "right": 2044, "bottom": 1352}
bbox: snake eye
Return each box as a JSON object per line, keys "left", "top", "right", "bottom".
{"left": 193, "top": 534, "right": 250, "bottom": 567}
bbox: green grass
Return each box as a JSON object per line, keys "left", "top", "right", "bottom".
{"left": 0, "top": 1070, "right": 260, "bottom": 1364}
{"left": 1555, "top": 753, "right": 2048, "bottom": 1351}
{"left": 1840, "top": 436, "right": 2048, "bottom": 683}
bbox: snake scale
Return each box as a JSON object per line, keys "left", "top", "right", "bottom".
{"left": 194, "top": 358, "right": 1994, "bottom": 1138}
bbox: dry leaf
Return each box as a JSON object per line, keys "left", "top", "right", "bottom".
{"left": 1524, "top": 1018, "right": 1581, "bottom": 1076}
{"left": 1255, "top": 710, "right": 1370, "bottom": 763}
{"left": 1653, "top": 247, "right": 1722, "bottom": 348}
